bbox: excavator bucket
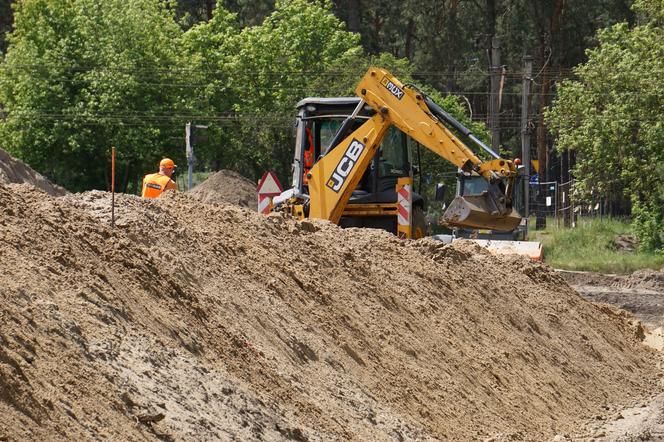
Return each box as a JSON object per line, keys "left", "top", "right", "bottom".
{"left": 442, "top": 193, "right": 522, "bottom": 232}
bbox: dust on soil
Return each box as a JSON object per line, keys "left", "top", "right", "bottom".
{"left": 0, "top": 184, "right": 661, "bottom": 441}
{"left": 559, "top": 268, "right": 664, "bottom": 440}
{"left": 189, "top": 169, "right": 257, "bottom": 210}
{"left": 560, "top": 269, "right": 664, "bottom": 329}
{"left": 0, "top": 148, "right": 68, "bottom": 196}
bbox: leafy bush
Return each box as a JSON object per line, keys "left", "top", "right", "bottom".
{"left": 547, "top": 0, "right": 664, "bottom": 252}
{"left": 631, "top": 200, "right": 664, "bottom": 253}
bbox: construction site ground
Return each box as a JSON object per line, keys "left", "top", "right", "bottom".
{"left": 1, "top": 153, "right": 664, "bottom": 441}
{"left": 559, "top": 270, "right": 664, "bottom": 439}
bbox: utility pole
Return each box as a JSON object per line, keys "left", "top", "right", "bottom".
{"left": 489, "top": 35, "right": 501, "bottom": 153}
{"left": 521, "top": 55, "right": 533, "bottom": 218}
{"left": 185, "top": 122, "right": 193, "bottom": 191}
{"left": 185, "top": 122, "right": 209, "bottom": 191}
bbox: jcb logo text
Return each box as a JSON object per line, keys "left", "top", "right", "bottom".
{"left": 326, "top": 139, "right": 365, "bottom": 192}
{"left": 381, "top": 76, "right": 404, "bottom": 100}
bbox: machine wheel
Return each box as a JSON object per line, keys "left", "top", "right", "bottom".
{"left": 412, "top": 206, "right": 428, "bottom": 239}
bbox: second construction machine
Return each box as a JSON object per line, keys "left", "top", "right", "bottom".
{"left": 273, "top": 67, "right": 522, "bottom": 238}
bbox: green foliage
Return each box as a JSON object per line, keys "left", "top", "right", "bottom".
{"left": 1, "top": 0, "right": 641, "bottom": 193}
{"left": 328, "top": 0, "right": 634, "bottom": 160}
{"left": 632, "top": 200, "right": 664, "bottom": 253}
{"left": 226, "top": 0, "right": 362, "bottom": 181}
{"left": 180, "top": 0, "right": 429, "bottom": 183}
{"left": 546, "top": 0, "right": 664, "bottom": 251}
{"left": 0, "top": 0, "right": 184, "bottom": 191}
{"left": 633, "top": 0, "right": 664, "bottom": 23}
{"left": 0, "top": 0, "right": 13, "bottom": 54}
{"left": 0, "top": 0, "right": 490, "bottom": 194}
{"left": 528, "top": 217, "right": 664, "bottom": 273}
{"left": 177, "top": 0, "right": 493, "bottom": 186}
{"left": 178, "top": 5, "right": 241, "bottom": 174}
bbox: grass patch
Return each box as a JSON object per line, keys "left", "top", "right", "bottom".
{"left": 528, "top": 217, "right": 664, "bottom": 274}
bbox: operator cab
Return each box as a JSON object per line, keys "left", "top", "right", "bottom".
{"left": 291, "top": 98, "right": 425, "bottom": 227}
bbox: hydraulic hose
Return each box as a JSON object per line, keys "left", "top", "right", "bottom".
{"left": 423, "top": 96, "right": 500, "bottom": 159}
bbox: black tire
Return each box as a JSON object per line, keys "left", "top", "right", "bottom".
{"left": 412, "top": 206, "right": 428, "bottom": 239}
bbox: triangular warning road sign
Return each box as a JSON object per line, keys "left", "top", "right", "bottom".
{"left": 257, "top": 171, "right": 283, "bottom": 196}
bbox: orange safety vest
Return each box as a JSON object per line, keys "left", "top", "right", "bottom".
{"left": 303, "top": 126, "right": 315, "bottom": 185}
{"left": 141, "top": 173, "right": 176, "bottom": 198}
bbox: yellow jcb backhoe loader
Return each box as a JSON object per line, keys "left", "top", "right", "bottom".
{"left": 273, "top": 67, "right": 522, "bottom": 238}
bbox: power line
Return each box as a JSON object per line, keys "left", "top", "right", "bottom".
{"left": 4, "top": 110, "right": 661, "bottom": 127}
{"left": 4, "top": 77, "right": 656, "bottom": 98}
{"left": 0, "top": 63, "right": 580, "bottom": 78}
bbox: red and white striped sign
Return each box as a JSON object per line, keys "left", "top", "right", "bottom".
{"left": 258, "top": 194, "right": 272, "bottom": 215}
{"left": 397, "top": 182, "right": 412, "bottom": 238}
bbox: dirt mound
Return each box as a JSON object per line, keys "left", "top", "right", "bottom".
{"left": 0, "top": 183, "right": 660, "bottom": 441}
{"left": 0, "top": 148, "right": 67, "bottom": 196}
{"left": 189, "top": 169, "right": 257, "bottom": 210}
{"left": 559, "top": 269, "right": 664, "bottom": 294}
{"left": 621, "top": 268, "right": 664, "bottom": 292}
{"left": 560, "top": 269, "right": 664, "bottom": 330}
{"left": 558, "top": 270, "right": 623, "bottom": 287}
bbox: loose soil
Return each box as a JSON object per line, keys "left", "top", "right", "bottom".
{"left": 560, "top": 269, "right": 664, "bottom": 441}
{"left": 0, "top": 183, "right": 661, "bottom": 441}
{"left": 0, "top": 148, "right": 67, "bottom": 197}
{"left": 560, "top": 269, "right": 664, "bottom": 329}
{"left": 189, "top": 169, "right": 258, "bottom": 210}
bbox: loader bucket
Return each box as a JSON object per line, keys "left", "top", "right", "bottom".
{"left": 442, "top": 194, "right": 522, "bottom": 232}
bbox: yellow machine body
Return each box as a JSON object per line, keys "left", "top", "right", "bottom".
{"left": 281, "top": 67, "right": 522, "bottom": 238}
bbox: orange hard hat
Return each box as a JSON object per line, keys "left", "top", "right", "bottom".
{"left": 159, "top": 158, "right": 177, "bottom": 169}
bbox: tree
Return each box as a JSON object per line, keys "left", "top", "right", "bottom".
{"left": 179, "top": 0, "right": 365, "bottom": 182}
{"left": 0, "top": 0, "right": 489, "bottom": 195}
{"left": 0, "top": 0, "right": 14, "bottom": 54}
{"left": 173, "top": 0, "right": 276, "bottom": 29}
{"left": 547, "top": 0, "right": 664, "bottom": 251}
{"left": 0, "top": 0, "right": 184, "bottom": 191}
{"left": 328, "top": 0, "right": 634, "bottom": 176}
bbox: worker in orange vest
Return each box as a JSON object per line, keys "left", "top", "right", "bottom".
{"left": 302, "top": 126, "right": 314, "bottom": 185}
{"left": 141, "top": 158, "right": 177, "bottom": 198}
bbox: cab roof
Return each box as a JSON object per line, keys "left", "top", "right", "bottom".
{"left": 295, "top": 97, "right": 361, "bottom": 109}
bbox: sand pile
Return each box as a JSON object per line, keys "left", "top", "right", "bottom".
{"left": 0, "top": 148, "right": 67, "bottom": 196}
{"left": 560, "top": 269, "right": 664, "bottom": 294}
{"left": 0, "top": 184, "right": 659, "bottom": 441}
{"left": 560, "top": 269, "right": 664, "bottom": 331}
{"left": 620, "top": 269, "right": 664, "bottom": 292}
{"left": 189, "top": 169, "right": 258, "bottom": 210}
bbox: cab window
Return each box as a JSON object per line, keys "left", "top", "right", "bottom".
{"left": 314, "top": 119, "right": 409, "bottom": 178}
{"left": 319, "top": 119, "right": 343, "bottom": 153}
{"left": 378, "top": 127, "right": 409, "bottom": 177}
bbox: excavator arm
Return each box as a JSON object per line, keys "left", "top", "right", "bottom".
{"left": 305, "top": 67, "right": 522, "bottom": 231}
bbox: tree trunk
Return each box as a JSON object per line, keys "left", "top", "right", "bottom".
{"left": 536, "top": 0, "right": 565, "bottom": 183}
{"left": 347, "top": 0, "right": 360, "bottom": 33}
{"left": 205, "top": 1, "right": 215, "bottom": 21}
{"left": 485, "top": 0, "right": 496, "bottom": 37}
{"left": 537, "top": 63, "right": 549, "bottom": 182}
{"left": 404, "top": 18, "right": 415, "bottom": 60}
{"left": 0, "top": 0, "right": 14, "bottom": 54}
